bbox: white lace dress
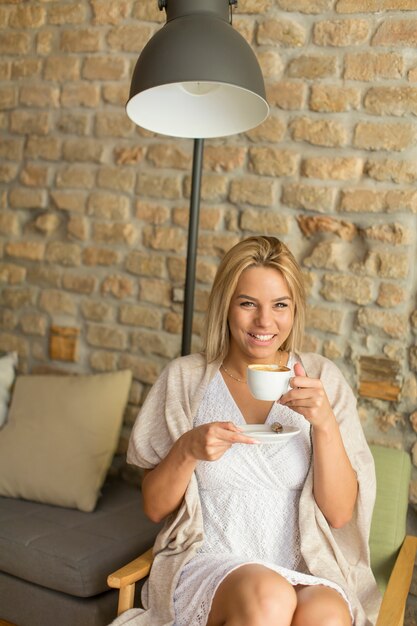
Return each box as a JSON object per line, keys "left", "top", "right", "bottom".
{"left": 173, "top": 359, "right": 352, "bottom": 626}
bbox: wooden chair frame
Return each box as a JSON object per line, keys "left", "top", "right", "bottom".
{"left": 108, "top": 535, "right": 417, "bottom": 626}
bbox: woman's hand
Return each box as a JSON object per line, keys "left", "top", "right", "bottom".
{"left": 279, "top": 362, "right": 334, "bottom": 430}
{"left": 181, "top": 421, "right": 256, "bottom": 462}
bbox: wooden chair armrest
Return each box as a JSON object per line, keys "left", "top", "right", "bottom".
{"left": 376, "top": 535, "right": 417, "bottom": 626}
{"left": 107, "top": 547, "right": 154, "bottom": 616}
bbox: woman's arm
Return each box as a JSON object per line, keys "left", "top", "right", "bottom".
{"left": 141, "top": 422, "right": 256, "bottom": 523}
{"left": 279, "top": 362, "right": 357, "bottom": 528}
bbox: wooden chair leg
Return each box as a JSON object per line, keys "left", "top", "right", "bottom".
{"left": 117, "top": 583, "right": 136, "bottom": 616}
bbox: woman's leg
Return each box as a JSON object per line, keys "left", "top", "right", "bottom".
{"left": 207, "top": 564, "right": 297, "bottom": 626}
{"left": 292, "top": 585, "right": 352, "bottom": 626}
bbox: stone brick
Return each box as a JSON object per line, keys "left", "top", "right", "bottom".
{"left": 132, "top": 0, "right": 164, "bottom": 21}
{"left": 55, "top": 165, "right": 95, "bottom": 189}
{"left": 50, "top": 191, "right": 86, "bottom": 213}
{"left": 26, "top": 136, "right": 61, "bottom": 161}
{"left": 93, "top": 222, "right": 137, "bottom": 245}
{"left": 119, "top": 354, "right": 161, "bottom": 385}
{"left": 364, "top": 159, "right": 417, "bottom": 184}
{"left": 137, "top": 172, "right": 182, "bottom": 200}
{"left": 147, "top": 144, "right": 192, "bottom": 170}
{"left": 26, "top": 266, "right": 62, "bottom": 288}
{"left": 0, "top": 138, "right": 23, "bottom": 161}
{"left": 310, "top": 84, "right": 360, "bottom": 112}
{"left": 142, "top": 225, "right": 186, "bottom": 253}
{"left": 287, "top": 55, "right": 338, "bottom": 79}
{"left": 409, "top": 66, "right": 417, "bottom": 82}
{"left": 276, "top": 0, "right": 333, "bottom": 11}
{"left": 357, "top": 308, "right": 408, "bottom": 339}
{"left": 82, "top": 247, "right": 120, "bottom": 266}
{"left": 92, "top": 167, "right": 133, "bottom": 196}
{"left": 12, "top": 58, "right": 42, "bottom": 80}
{"left": 249, "top": 147, "right": 299, "bottom": 177}
{"left": 164, "top": 311, "right": 182, "bottom": 334}
{"left": 0, "top": 332, "right": 29, "bottom": 358}
{"left": 303, "top": 241, "right": 350, "bottom": 271}
{"left": 135, "top": 201, "right": 169, "bottom": 225}
{"left": 62, "top": 138, "right": 104, "bottom": 163}
{"left": 57, "top": 112, "right": 90, "bottom": 136}
{"left": 6, "top": 241, "right": 45, "bottom": 261}
{"left": 1, "top": 287, "right": 36, "bottom": 310}
{"left": 385, "top": 189, "right": 417, "bottom": 213}
{"left": 411, "top": 346, "right": 417, "bottom": 372}
{"left": 62, "top": 272, "right": 96, "bottom": 294}
{"left": 302, "top": 156, "right": 362, "bottom": 181}
{"left": 92, "top": 0, "right": 131, "bottom": 24}
{"left": 257, "top": 50, "right": 284, "bottom": 79}
{"left": 172, "top": 206, "right": 223, "bottom": 231}
{"left": 198, "top": 233, "right": 240, "bottom": 256}
{"left": 361, "top": 222, "right": 412, "bottom": 245}
{"left": 19, "top": 313, "right": 47, "bottom": 337}
{"left": 106, "top": 24, "right": 154, "bottom": 52}
{"left": 337, "top": 0, "right": 417, "bottom": 11}
{"left": 119, "top": 304, "right": 162, "bottom": 329}
{"left": 321, "top": 273, "right": 373, "bottom": 305}
{"left": 86, "top": 323, "right": 127, "bottom": 350}
{"left": 0, "top": 310, "right": 17, "bottom": 331}
{"left": 89, "top": 350, "right": 117, "bottom": 371}
{"left": 10, "top": 4, "right": 45, "bottom": 27}
{"left": 282, "top": 183, "right": 336, "bottom": 212}
{"left": 60, "top": 29, "right": 101, "bottom": 53}
{"left": 372, "top": 19, "right": 417, "bottom": 47}
{"left": 44, "top": 56, "right": 79, "bottom": 81}
{"left": 101, "top": 274, "right": 135, "bottom": 299}
{"left": 61, "top": 82, "right": 100, "bottom": 108}
{"left": 240, "top": 209, "right": 290, "bottom": 235}
{"left": 297, "top": 215, "right": 357, "bottom": 241}
{"left": 344, "top": 52, "right": 404, "bottom": 80}
{"left": 0, "top": 263, "right": 26, "bottom": 285}
{"left": 36, "top": 31, "right": 53, "bottom": 56}
{"left": 271, "top": 82, "right": 308, "bottom": 113}
{"left": 19, "top": 83, "right": 59, "bottom": 108}
{"left": 131, "top": 330, "right": 180, "bottom": 359}
{"left": 184, "top": 174, "right": 228, "bottom": 202}
{"left": 95, "top": 111, "right": 134, "bottom": 138}
{"left": 0, "top": 32, "right": 30, "bottom": 55}
{"left": 0, "top": 60, "right": 10, "bottom": 80}
{"left": 101, "top": 84, "right": 129, "bottom": 106}
{"left": 67, "top": 215, "right": 88, "bottom": 241}
{"left": 87, "top": 192, "right": 130, "bottom": 220}
{"left": 9, "top": 187, "right": 46, "bottom": 210}
{"left": 377, "top": 283, "right": 407, "bottom": 307}
{"left": 323, "top": 340, "right": 344, "bottom": 359}
{"left": 314, "top": 19, "right": 369, "bottom": 46}
{"left": 353, "top": 250, "right": 410, "bottom": 279}
{"left": 245, "top": 115, "right": 286, "bottom": 143}
{"left": 114, "top": 145, "right": 146, "bottom": 166}
{"left": 257, "top": 18, "right": 306, "bottom": 47}
{"left": 365, "top": 86, "right": 417, "bottom": 116}
{"left": 339, "top": 189, "right": 386, "bottom": 213}
{"left": 0, "top": 212, "right": 19, "bottom": 236}
{"left": 138, "top": 278, "right": 172, "bottom": 307}
{"left": 229, "top": 177, "right": 275, "bottom": 207}
{"left": 290, "top": 117, "right": 348, "bottom": 147}
{"left": 0, "top": 163, "right": 18, "bottom": 183}
{"left": 306, "top": 305, "right": 344, "bottom": 334}
{"left": 47, "top": 3, "right": 86, "bottom": 25}
{"left": 34, "top": 213, "right": 60, "bottom": 235}
{"left": 354, "top": 122, "right": 416, "bottom": 152}
{"left": 11, "top": 110, "right": 50, "bottom": 135}
{"left": 125, "top": 251, "right": 165, "bottom": 278}
{"left": 39, "top": 290, "right": 76, "bottom": 315}
{"left": 46, "top": 242, "right": 81, "bottom": 267}
{"left": 20, "top": 163, "right": 49, "bottom": 187}
{"left": 233, "top": 17, "right": 255, "bottom": 44}
{"left": 238, "top": 0, "right": 273, "bottom": 12}
{"left": 80, "top": 299, "right": 114, "bottom": 322}
{"left": 0, "top": 85, "right": 17, "bottom": 110}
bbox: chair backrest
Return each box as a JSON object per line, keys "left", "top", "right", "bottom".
{"left": 369, "top": 444, "right": 411, "bottom": 594}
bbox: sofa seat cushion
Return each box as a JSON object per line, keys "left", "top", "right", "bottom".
{"left": 0, "top": 479, "right": 160, "bottom": 598}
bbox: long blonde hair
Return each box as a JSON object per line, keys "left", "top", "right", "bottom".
{"left": 203, "top": 236, "right": 306, "bottom": 363}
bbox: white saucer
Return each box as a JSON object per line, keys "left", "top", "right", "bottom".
{"left": 240, "top": 424, "right": 300, "bottom": 444}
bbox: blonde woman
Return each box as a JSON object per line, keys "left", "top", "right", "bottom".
{"left": 118, "top": 236, "right": 381, "bottom": 626}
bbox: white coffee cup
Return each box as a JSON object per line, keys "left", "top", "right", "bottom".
{"left": 247, "top": 364, "right": 292, "bottom": 401}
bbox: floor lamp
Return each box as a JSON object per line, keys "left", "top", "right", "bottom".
{"left": 126, "top": 0, "right": 269, "bottom": 356}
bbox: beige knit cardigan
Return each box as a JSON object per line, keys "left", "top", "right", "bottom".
{"left": 111, "top": 352, "right": 381, "bottom": 626}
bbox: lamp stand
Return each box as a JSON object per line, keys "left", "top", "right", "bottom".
{"left": 181, "top": 137, "right": 204, "bottom": 356}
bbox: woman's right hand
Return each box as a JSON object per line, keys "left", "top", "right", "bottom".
{"left": 180, "top": 421, "right": 256, "bottom": 462}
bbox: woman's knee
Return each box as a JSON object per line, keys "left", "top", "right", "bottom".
{"left": 208, "top": 565, "right": 297, "bottom": 626}
{"left": 292, "top": 586, "right": 351, "bottom": 626}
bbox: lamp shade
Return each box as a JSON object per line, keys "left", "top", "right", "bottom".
{"left": 126, "top": 0, "right": 269, "bottom": 138}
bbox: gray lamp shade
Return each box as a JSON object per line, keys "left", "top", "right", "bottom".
{"left": 126, "top": 0, "right": 269, "bottom": 138}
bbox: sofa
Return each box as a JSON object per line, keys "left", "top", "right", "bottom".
{"left": 0, "top": 361, "right": 161, "bottom": 626}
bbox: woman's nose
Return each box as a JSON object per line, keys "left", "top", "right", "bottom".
{"left": 255, "top": 307, "right": 272, "bottom": 326}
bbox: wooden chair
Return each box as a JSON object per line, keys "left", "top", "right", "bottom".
{"left": 108, "top": 444, "right": 417, "bottom": 626}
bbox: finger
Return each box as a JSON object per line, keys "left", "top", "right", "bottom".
{"left": 290, "top": 375, "right": 320, "bottom": 389}
{"left": 294, "top": 362, "right": 306, "bottom": 377}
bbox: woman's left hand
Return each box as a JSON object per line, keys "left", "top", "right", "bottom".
{"left": 279, "top": 362, "right": 334, "bottom": 430}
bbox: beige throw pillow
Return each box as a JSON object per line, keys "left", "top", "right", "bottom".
{"left": 0, "top": 370, "right": 132, "bottom": 512}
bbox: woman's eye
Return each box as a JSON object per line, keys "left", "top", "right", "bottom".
{"left": 240, "top": 301, "right": 256, "bottom": 308}
{"left": 274, "top": 302, "right": 288, "bottom": 309}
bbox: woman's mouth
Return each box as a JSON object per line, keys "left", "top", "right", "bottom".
{"left": 247, "top": 332, "right": 276, "bottom": 343}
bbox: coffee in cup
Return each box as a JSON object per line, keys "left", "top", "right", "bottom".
{"left": 247, "top": 363, "right": 291, "bottom": 401}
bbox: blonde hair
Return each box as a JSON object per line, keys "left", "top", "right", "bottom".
{"left": 203, "top": 236, "right": 306, "bottom": 363}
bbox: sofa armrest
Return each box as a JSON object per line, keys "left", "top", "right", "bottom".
{"left": 107, "top": 548, "right": 154, "bottom": 616}
{"left": 376, "top": 535, "right": 417, "bottom": 626}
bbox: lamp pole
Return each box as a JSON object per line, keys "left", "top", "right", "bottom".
{"left": 181, "top": 137, "right": 204, "bottom": 356}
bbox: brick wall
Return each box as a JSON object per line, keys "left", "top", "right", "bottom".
{"left": 1, "top": 0, "right": 417, "bottom": 509}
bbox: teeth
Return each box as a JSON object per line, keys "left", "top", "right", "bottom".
{"left": 250, "top": 333, "right": 274, "bottom": 341}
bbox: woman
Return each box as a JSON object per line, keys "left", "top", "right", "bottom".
{"left": 116, "top": 236, "right": 381, "bottom": 626}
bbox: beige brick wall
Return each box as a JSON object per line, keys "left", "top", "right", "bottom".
{"left": 1, "top": 0, "right": 417, "bottom": 498}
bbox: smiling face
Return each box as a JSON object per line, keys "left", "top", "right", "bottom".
{"left": 227, "top": 265, "right": 294, "bottom": 365}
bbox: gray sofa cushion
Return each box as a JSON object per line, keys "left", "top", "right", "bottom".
{"left": 0, "top": 478, "right": 160, "bottom": 598}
